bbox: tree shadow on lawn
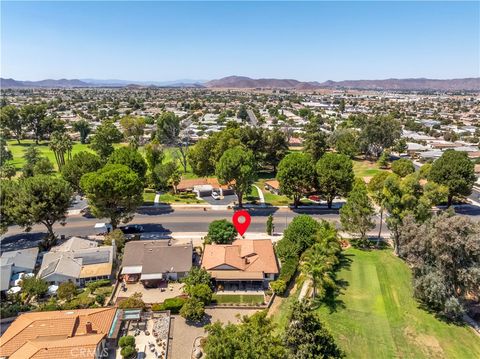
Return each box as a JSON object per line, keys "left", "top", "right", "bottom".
{"left": 320, "top": 253, "right": 353, "bottom": 314}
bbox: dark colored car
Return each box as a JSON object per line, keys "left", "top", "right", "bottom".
{"left": 119, "top": 225, "right": 144, "bottom": 234}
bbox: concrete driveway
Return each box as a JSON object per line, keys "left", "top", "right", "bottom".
{"left": 201, "top": 194, "right": 237, "bottom": 206}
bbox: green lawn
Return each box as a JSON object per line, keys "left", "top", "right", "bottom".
{"left": 212, "top": 294, "right": 265, "bottom": 305}
{"left": 352, "top": 159, "right": 386, "bottom": 179}
{"left": 315, "top": 248, "right": 480, "bottom": 359}
{"left": 255, "top": 178, "right": 291, "bottom": 206}
{"left": 7, "top": 139, "right": 95, "bottom": 170}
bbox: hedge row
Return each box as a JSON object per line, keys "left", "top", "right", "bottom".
{"left": 151, "top": 297, "right": 186, "bottom": 314}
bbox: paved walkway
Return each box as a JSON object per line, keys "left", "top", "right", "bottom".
{"left": 298, "top": 279, "right": 311, "bottom": 301}
{"left": 154, "top": 193, "right": 161, "bottom": 206}
{"left": 253, "top": 185, "right": 265, "bottom": 206}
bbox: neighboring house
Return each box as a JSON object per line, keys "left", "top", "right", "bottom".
{"left": 176, "top": 178, "right": 235, "bottom": 197}
{"left": 202, "top": 239, "right": 279, "bottom": 290}
{"left": 121, "top": 241, "right": 193, "bottom": 286}
{"left": 0, "top": 248, "right": 39, "bottom": 293}
{"left": 38, "top": 237, "right": 114, "bottom": 286}
{"left": 0, "top": 307, "right": 120, "bottom": 359}
{"left": 264, "top": 180, "right": 281, "bottom": 195}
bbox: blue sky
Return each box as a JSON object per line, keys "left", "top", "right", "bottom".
{"left": 1, "top": 1, "right": 479, "bottom": 81}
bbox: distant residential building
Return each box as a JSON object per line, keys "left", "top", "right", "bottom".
{"left": 264, "top": 180, "right": 281, "bottom": 195}
{"left": 38, "top": 237, "right": 114, "bottom": 286}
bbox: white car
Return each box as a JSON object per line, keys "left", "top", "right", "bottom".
{"left": 211, "top": 191, "right": 220, "bottom": 200}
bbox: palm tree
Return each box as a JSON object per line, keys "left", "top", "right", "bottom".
{"left": 49, "top": 132, "right": 73, "bottom": 170}
{"left": 301, "top": 245, "right": 337, "bottom": 300}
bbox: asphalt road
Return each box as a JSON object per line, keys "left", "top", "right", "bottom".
{"left": 1, "top": 207, "right": 359, "bottom": 250}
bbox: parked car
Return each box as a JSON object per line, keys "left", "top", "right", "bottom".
{"left": 94, "top": 223, "right": 113, "bottom": 235}
{"left": 211, "top": 191, "right": 220, "bottom": 200}
{"left": 308, "top": 195, "right": 321, "bottom": 202}
{"left": 119, "top": 225, "right": 144, "bottom": 234}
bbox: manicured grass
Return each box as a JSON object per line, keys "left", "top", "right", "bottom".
{"left": 315, "top": 248, "right": 480, "bottom": 359}
{"left": 158, "top": 192, "right": 205, "bottom": 204}
{"left": 352, "top": 159, "right": 386, "bottom": 179}
{"left": 212, "top": 294, "right": 264, "bottom": 305}
{"left": 7, "top": 140, "right": 95, "bottom": 170}
{"left": 255, "top": 178, "right": 291, "bottom": 206}
{"left": 143, "top": 190, "right": 157, "bottom": 205}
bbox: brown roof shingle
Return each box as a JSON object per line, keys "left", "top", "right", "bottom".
{"left": 0, "top": 308, "right": 116, "bottom": 358}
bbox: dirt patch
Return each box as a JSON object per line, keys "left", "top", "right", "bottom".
{"left": 403, "top": 326, "right": 444, "bottom": 358}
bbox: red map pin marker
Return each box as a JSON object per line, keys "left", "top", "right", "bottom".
{"left": 232, "top": 210, "right": 251, "bottom": 236}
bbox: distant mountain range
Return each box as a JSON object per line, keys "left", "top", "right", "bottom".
{"left": 205, "top": 76, "right": 480, "bottom": 91}
{"left": 1, "top": 76, "right": 479, "bottom": 91}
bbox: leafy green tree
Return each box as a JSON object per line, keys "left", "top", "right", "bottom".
{"left": 204, "top": 311, "right": 286, "bottom": 359}
{"left": 0, "top": 163, "right": 16, "bottom": 179}
{"left": 73, "top": 119, "right": 91, "bottom": 144}
{"left": 206, "top": 219, "right": 238, "bottom": 244}
{"left": 0, "top": 105, "right": 24, "bottom": 143}
{"left": 391, "top": 158, "right": 415, "bottom": 177}
{"left": 61, "top": 151, "right": 102, "bottom": 192}
{"left": 182, "top": 267, "right": 213, "bottom": 291}
{"left": 284, "top": 301, "right": 344, "bottom": 359}
{"left": 120, "top": 115, "right": 145, "bottom": 148}
{"left": 277, "top": 152, "right": 316, "bottom": 208}
{"left": 89, "top": 121, "right": 123, "bottom": 160}
{"left": 108, "top": 146, "right": 147, "bottom": 181}
{"left": 57, "top": 281, "right": 77, "bottom": 300}
{"left": 20, "top": 276, "right": 48, "bottom": 298}
{"left": 340, "top": 179, "right": 375, "bottom": 242}
{"left": 80, "top": 164, "right": 144, "bottom": 228}
{"left": 383, "top": 173, "right": 448, "bottom": 255}
{"left": 0, "top": 135, "right": 13, "bottom": 166}
{"left": 0, "top": 180, "right": 17, "bottom": 234}
{"left": 367, "top": 171, "right": 390, "bottom": 240}
{"left": 429, "top": 150, "right": 476, "bottom": 206}
{"left": 152, "top": 161, "right": 178, "bottom": 191}
{"left": 237, "top": 104, "right": 248, "bottom": 120}
{"left": 7, "top": 175, "right": 72, "bottom": 246}
{"left": 156, "top": 111, "right": 189, "bottom": 173}
{"left": 30, "top": 157, "right": 55, "bottom": 177}
{"left": 316, "top": 153, "right": 354, "bottom": 209}
{"left": 118, "top": 292, "right": 146, "bottom": 309}
{"left": 276, "top": 215, "right": 320, "bottom": 260}
{"left": 266, "top": 214, "right": 274, "bottom": 235}
{"left": 185, "top": 283, "right": 213, "bottom": 305}
{"left": 188, "top": 137, "right": 216, "bottom": 177}
{"left": 104, "top": 229, "right": 127, "bottom": 253}
{"left": 144, "top": 140, "right": 164, "bottom": 172}
{"left": 359, "top": 115, "right": 401, "bottom": 159}
{"left": 180, "top": 297, "right": 205, "bottom": 321}
{"left": 377, "top": 151, "right": 390, "bottom": 169}
{"left": 20, "top": 104, "right": 47, "bottom": 144}
{"left": 399, "top": 212, "right": 480, "bottom": 320}
{"left": 263, "top": 129, "right": 289, "bottom": 172}
{"left": 303, "top": 117, "right": 328, "bottom": 161}
{"left": 331, "top": 128, "right": 359, "bottom": 158}
{"left": 216, "top": 146, "right": 256, "bottom": 207}
{"left": 49, "top": 131, "right": 73, "bottom": 170}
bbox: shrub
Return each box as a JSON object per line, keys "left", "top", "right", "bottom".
{"left": 270, "top": 280, "right": 286, "bottom": 295}
{"left": 162, "top": 297, "right": 186, "bottom": 313}
{"left": 86, "top": 279, "right": 111, "bottom": 292}
{"left": 205, "top": 219, "right": 237, "bottom": 244}
{"left": 185, "top": 284, "right": 213, "bottom": 305}
{"left": 180, "top": 297, "right": 205, "bottom": 321}
{"left": 119, "top": 335, "right": 135, "bottom": 348}
{"left": 120, "top": 346, "right": 136, "bottom": 359}
{"left": 118, "top": 292, "right": 146, "bottom": 310}
{"left": 57, "top": 281, "right": 76, "bottom": 300}
{"left": 95, "top": 294, "right": 105, "bottom": 305}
